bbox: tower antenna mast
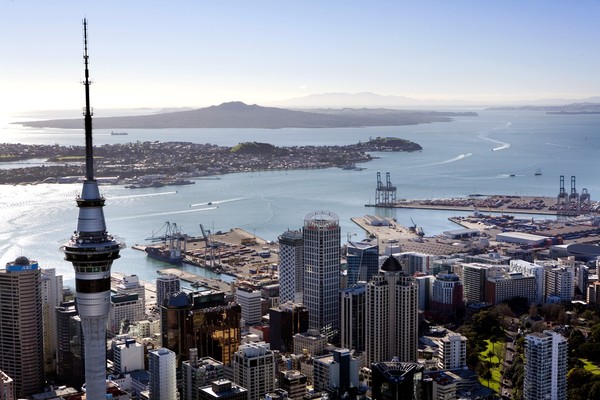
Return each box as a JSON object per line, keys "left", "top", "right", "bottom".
{"left": 83, "top": 18, "right": 94, "bottom": 180}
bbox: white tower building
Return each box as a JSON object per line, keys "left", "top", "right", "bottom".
{"left": 61, "top": 20, "right": 125, "bottom": 400}
{"left": 278, "top": 230, "right": 304, "bottom": 304}
{"left": 303, "top": 211, "right": 341, "bottom": 341}
{"left": 524, "top": 331, "right": 567, "bottom": 400}
{"left": 149, "top": 348, "right": 178, "bottom": 400}
{"left": 236, "top": 285, "right": 263, "bottom": 326}
{"left": 232, "top": 342, "right": 275, "bottom": 400}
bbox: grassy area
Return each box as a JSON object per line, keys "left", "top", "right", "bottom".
{"left": 582, "top": 359, "right": 600, "bottom": 374}
{"left": 478, "top": 339, "right": 504, "bottom": 392}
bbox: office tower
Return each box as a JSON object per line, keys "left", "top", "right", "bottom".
{"left": 261, "top": 284, "right": 280, "bottom": 309}
{"left": 430, "top": 273, "right": 463, "bottom": 316}
{"left": 60, "top": 20, "right": 124, "bottom": 400}
{"left": 116, "top": 274, "right": 146, "bottom": 310}
{"left": 149, "top": 348, "right": 177, "bottom": 400}
{"left": 278, "top": 230, "right": 304, "bottom": 303}
{"left": 340, "top": 282, "right": 366, "bottom": 352}
{"left": 397, "top": 252, "right": 437, "bottom": 275}
{"left": 0, "top": 370, "right": 15, "bottom": 400}
{"left": 269, "top": 302, "right": 309, "bottom": 353}
{"left": 232, "top": 342, "right": 275, "bottom": 400}
{"left": 509, "top": 260, "right": 545, "bottom": 304}
{"left": 485, "top": 272, "right": 537, "bottom": 305}
{"left": 346, "top": 240, "right": 379, "bottom": 285}
{"left": 312, "top": 349, "right": 359, "bottom": 395}
{"left": 56, "top": 301, "right": 85, "bottom": 389}
{"left": 576, "top": 264, "right": 589, "bottom": 300}
{"left": 112, "top": 337, "right": 145, "bottom": 374}
{"left": 279, "top": 370, "right": 307, "bottom": 400}
{"left": 544, "top": 266, "right": 574, "bottom": 303}
{"left": 198, "top": 380, "right": 247, "bottom": 400}
{"left": 461, "top": 263, "right": 489, "bottom": 303}
{"left": 40, "top": 268, "right": 63, "bottom": 374}
{"left": 434, "top": 332, "right": 467, "bottom": 370}
{"left": 415, "top": 275, "right": 434, "bottom": 312}
{"left": 236, "top": 285, "right": 263, "bottom": 326}
{"left": 182, "top": 350, "right": 224, "bottom": 400}
{"left": 109, "top": 293, "right": 145, "bottom": 337}
{"left": 156, "top": 273, "right": 181, "bottom": 308}
{"left": 370, "top": 361, "right": 426, "bottom": 400}
{"left": 303, "top": 211, "right": 341, "bottom": 341}
{"left": 162, "top": 291, "right": 241, "bottom": 366}
{"left": 524, "top": 331, "right": 567, "bottom": 400}
{"left": 366, "top": 256, "right": 418, "bottom": 365}
{"left": 0, "top": 257, "right": 44, "bottom": 398}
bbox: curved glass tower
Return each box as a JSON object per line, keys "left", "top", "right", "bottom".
{"left": 61, "top": 19, "right": 124, "bottom": 400}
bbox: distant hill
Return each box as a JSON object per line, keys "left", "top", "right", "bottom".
{"left": 16, "top": 101, "right": 477, "bottom": 129}
{"left": 487, "top": 102, "right": 600, "bottom": 113}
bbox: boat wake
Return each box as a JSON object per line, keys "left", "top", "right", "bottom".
{"left": 109, "top": 191, "right": 178, "bottom": 200}
{"left": 190, "top": 197, "right": 245, "bottom": 208}
{"left": 479, "top": 132, "right": 511, "bottom": 151}
{"left": 422, "top": 153, "right": 473, "bottom": 167}
{"left": 113, "top": 206, "right": 218, "bottom": 221}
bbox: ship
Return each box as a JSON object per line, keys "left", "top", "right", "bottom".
{"left": 144, "top": 221, "right": 187, "bottom": 264}
{"left": 111, "top": 131, "right": 128, "bottom": 135}
{"left": 535, "top": 168, "right": 542, "bottom": 176}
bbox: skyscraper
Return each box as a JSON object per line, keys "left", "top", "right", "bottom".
{"left": 232, "top": 342, "right": 275, "bottom": 400}
{"left": 346, "top": 240, "right": 379, "bottom": 285}
{"left": 149, "top": 348, "right": 178, "bottom": 400}
{"left": 0, "top": 257, "right": 45, "bottom": 398}
{"left": 41, "top": 268, "right": 63, "bottom": 374}
{"left": 61, "top": 19, "right": 124, "bottom": 400}
{"left": 303, "top": 211, "right": 341, "bottom": 341}
{"left": 156, "top": 273, "right": 181, "bottom": 309}
{"left": 523, "top": 331, "right": 567, "bottom": 400}
{"left": 278, "top": 230, "right": 304, "bottom": 304}
{"left": 366, "top": 256, "right": 418, "bottom": 365}
{"left": 340, "top": 282, "right": 366, "bottom": 352}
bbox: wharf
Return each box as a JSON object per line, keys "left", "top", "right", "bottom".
{"left": 158, "top": 268, "right": 234, "bottom": 293}
{"left": 367, "top": 195, "right": 564, "bottom": 215}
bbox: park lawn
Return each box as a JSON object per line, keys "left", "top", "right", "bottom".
{"left": 582, "top": 359, "right": 600, "bottom": 374}
{"left": 478, "top": 339, "right": 504, "bottom": 392}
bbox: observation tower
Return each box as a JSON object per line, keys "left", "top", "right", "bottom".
{"left": 61, "top": 19, "right": 125, "bottom": 399}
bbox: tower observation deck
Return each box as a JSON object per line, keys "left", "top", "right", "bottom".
{"left": 60, "top": 19, "right": 125, "bottom": 400}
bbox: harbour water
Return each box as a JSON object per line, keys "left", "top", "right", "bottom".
{"left": 1, "top": 109, "right": 599, "bottom": 286}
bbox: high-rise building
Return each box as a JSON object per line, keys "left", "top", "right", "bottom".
{"left": 366, "top": 256, "right": 418, "bottom": 365}
{"left": 524, "top": 331, "right": 567, "bottom": 400}
{"left": 156, "top": 274, "right": 181, "bottom": 308}
{"left": 278, "top": 230, "right": 304, "bottom": 304}
{"left": 346, "top": 240, "right": 379, "bottom": 285}
{"left": 40, "top": 268, "right": 63, "bottom": 374}
{"left": 430, "top": 273, "right": 463, "bottom": 317}
{"left": 415, "top": 275, "right": 434, "bottom": 312}
{"left": 60, "top": 20, "right": 124, "bottom": 400}
{"left": 278, "top": 370, "right": 307, "bottom": 400}
{"left": 396, "top": 252, "right": 437, "bottom": 276}
{"left": 312, "top": 348, "right": 359, "bottom": 395}
{"left": 544, "top": 266, "right": 574, "bottom": 303}
{"left": 149, "top": 348, "right": 177, "bottom": 400}
{"left": 198, "top": 380, "right": 247, "bottom": 400}
{"left": 232, "top": 342, "right": 275, "bottom": 400}
{"left": 461, "top": 263, "right": 490, "bottom": 304}
{"left": 56, "top": 301, "right": 85, "bottom": 389}
{"left": 434, "top": 332, "right": 467, "bottom": 370}
{"left": 236, "top": 285, "right": 263, "bottom": 326}
{"left": 509, "top": 260, "right": 545, "bottom": 304}
{"left": 303, "top": 211, "right": 341, "bottom": 341}
{"left": 112, "top": 337, "right": 145, "bottom": 374}
{"left": 485, "top": 272, "right": 537, "bottom": 305}
{"left": 293, "top": 329, "right": 328, "bottom": 357}
{"left": 0, "top": 257, "right": 44, "bottom": 398}
{"left": 0, "top": 370, "right": 15, "bottom": 400}
{"left": 269, "top": 302, "right": 309, "bottom": 353}
{"left": 116, "top": 274, "right": 146, "bottom": 310}
{"left": 109, "top": 293, "right": 145, "bottom": 337}
{"left": 182, "top": 349, "right": 224, "bottom": 400}
{"left": 340, "top": 282, "right": 367, "bottom": 352}
{"left": 161, "top": 290, "right": 241, "bottom": 366}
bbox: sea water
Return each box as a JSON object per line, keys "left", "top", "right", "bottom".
{"left": 1, "top": 109, "right": 599, "bottom": 286}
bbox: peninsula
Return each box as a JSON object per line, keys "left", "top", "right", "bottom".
{"left": 0, "top": 137, "right": 421, "bottom": 185}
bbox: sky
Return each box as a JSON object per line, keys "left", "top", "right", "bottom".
{"left": 2, "top": 0, "right": 600, "bottom": 114}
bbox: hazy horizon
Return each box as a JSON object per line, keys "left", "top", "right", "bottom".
{"left": 2, "top": 1, "right": 600, "bottom": 114}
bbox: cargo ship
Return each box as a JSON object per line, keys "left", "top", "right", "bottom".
{"left": 144, "top": 222, "right": 187, "bottom": 264}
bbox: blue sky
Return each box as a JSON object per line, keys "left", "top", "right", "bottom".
{"left": 1, "top": 1, "right": 600, "bottom": 112}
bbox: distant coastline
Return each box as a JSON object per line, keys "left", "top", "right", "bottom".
{"left": 14, "top": 101, "right": 477, "bottom": 130}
